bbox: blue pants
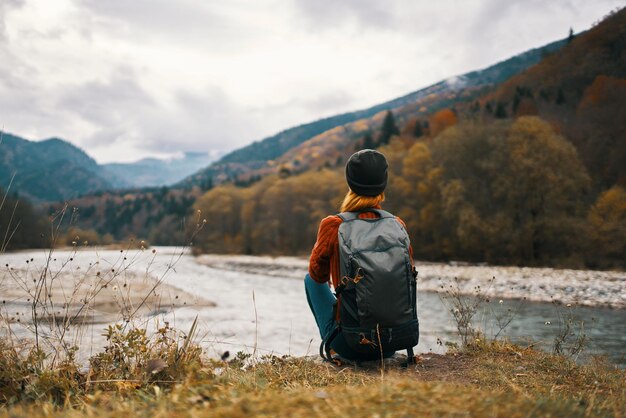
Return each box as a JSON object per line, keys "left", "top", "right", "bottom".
{"left": 304, "top": 273, "right": 394, "bottom": 361}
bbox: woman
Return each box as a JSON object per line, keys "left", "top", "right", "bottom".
{"left": 304, "top": 149, "right": 417, "bottom": 362}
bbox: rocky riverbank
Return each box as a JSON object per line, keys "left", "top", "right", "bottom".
{"left": 196, "top": 255, "right": 626, "bottom": 309}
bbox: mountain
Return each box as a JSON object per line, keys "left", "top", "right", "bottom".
{"left": 0, "top": 132, "right": 221, "bottom": 202}
{"left": 224, "top": 9, "right": 626, "bottom": 188}
{"left": 103, "top": 152, "right": 219, "bottom": 188}
{"left": 0, "top": 133, "right": 114, "bottom": 202}
{"left": 178, "top": 37, "right": 567, "bottom": 189}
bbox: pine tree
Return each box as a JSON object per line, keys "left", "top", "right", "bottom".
{"left": 380, "top": 110, "right": 400, "bottom": 145}
{"left": 495, "top": 102, "right": 508, "bottom": 119}
{"left": 413, "top": 120, "right": 423, "bottom": 138}
{"left": 567, "top": 27, "right": 575, "bottom": 43}
{"left": 556, "top": 88, "right": 566, "bottom": 105}
{"left": 362, "top": 133, "right": 376, "bottom": 149}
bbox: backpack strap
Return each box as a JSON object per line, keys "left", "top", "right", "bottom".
{"left": 404, "top": 347, "right": 415, "bottom": 367}
{"left": 337, "top": 211, "right": 359, "bottom": 222}
{"left": 319, "top": 327, "right": 341, "bottom": 362}
{"left": 337, "top": 209, "right": 395, "bottom": 222}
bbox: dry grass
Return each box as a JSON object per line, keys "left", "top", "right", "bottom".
{"left": 1, "top": 339, "right": 623, "bottom": 417}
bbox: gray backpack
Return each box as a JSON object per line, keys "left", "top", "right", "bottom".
{"left": 321, "top": 209, "right": 419, "bottom": 362}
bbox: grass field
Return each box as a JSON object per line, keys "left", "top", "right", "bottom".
{"left": 1, "top": 337, "right": 623, "bottom": 417}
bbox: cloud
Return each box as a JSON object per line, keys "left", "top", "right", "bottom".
{"left": 54, "top": 68, "right": 263, "bottom": 160}
{"left": 59, "top": 68, "right": 155, "bottom": 128}
{"left": 460, "top": 0, "right": 625, "bottom": 68}
{"left": 73, "top": 0, "right": 263, "bottom": 53}
{"left": 299, "top": 91, "right": 357, "bottom": 114}
{"left": 291, "top": 0, "right": 397, "bottom": 31}
{"left": 251, "top": 90, "right": 357, "bottom": 118}
{"left": 0, "top": 0, "right": 24, "bottom": 42}
{"left": 1, "top": 0, "right": 624, "bottom": 164}
{"left": 164, "top": 87, "right": 260, "bottom": 152}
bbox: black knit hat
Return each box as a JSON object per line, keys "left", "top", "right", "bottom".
{"left": 345, "top": 149, "right": 388, "bottom": 196}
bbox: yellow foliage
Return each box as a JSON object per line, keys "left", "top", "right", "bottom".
{"left": 588, "top": 186, "right": 626, "bottom": 262}
{"left": 351, "top": 120, "right": 369, "bottom": 133}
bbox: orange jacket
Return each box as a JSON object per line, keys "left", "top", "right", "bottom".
{"left": 308, "top": 208, "right": 412, "bottom": 289}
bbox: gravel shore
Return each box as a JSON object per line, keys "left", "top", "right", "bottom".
{"left": 197, "top": 255, "right": 626, "bottom": 309}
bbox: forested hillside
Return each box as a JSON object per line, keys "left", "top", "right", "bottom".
{"left": 178, "top": 38, "right": 567, "bottom": 189}
{"left": 0, "top": 133, "right": 219, "bottom": 202}
{"left": 192, "top": 117, "right": 624, "bottom": 267}
{"left": 0, "top": 133, "right": 116, "bottom": 202}
{"left": 484, "top": 9, "right": 626, "bottom": 189}
{"left": 45, "top": 186, "right": 203, "bottom": 246}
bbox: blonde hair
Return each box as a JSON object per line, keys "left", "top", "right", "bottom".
{"left": 340, "top": 189, "right": 385, "bottom": 212}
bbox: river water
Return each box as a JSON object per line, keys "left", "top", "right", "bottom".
{"left": 0, "top": 247, "right": 624, "bottom": 366}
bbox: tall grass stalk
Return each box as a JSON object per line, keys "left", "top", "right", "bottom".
{"left": 438, "top": 277, "right": 492, "bottom": 346}
{"left": 0, "top": 202, "right": 208, "bottom": 400}
{"left": 0, "top": 173, "right": 18, "bottom": 253}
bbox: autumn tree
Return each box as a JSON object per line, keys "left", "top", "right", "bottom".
{"left": 572, "top": 75, "right": 626, "bottom": 189}
{"left": 397, "top": 142, "right": 448, "bottom": 259}
{"left": 193, "top": 184, "right": 249, "bottom": 253}
{"left": 253, "top": 169, "right": 345, "bottom": 254}
{"left": 587, "top": 186, "right": 626, "bottom": 267}
{"left": 430, "top": 117, "right": 590, "bottom": 264}
{"left": 429, "top": 108, "right": 458, "bottom": 137}
{"left": 193, "top": 169, "right": 346, "bottom": 255}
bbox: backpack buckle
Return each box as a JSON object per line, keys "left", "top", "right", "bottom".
{"left": 342, "top": 267, "right": 364, "bottom": 287}
{"left": 352, "top": 267, "right": 364, "bottom": 284}
{"left": 358, "top": 333, "right": 378, "bottom": 347}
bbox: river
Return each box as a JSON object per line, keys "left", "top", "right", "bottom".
{"left": 0, "top": 247, "right": 624, "bottom": 366}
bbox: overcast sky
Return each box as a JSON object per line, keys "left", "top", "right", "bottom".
{"left": 0, "top": 0, "right": 622, "bottom": 163}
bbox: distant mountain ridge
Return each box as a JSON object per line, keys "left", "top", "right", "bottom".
{"left": 0, "top": 132, "right": 218, "bottom": 202}
{"left": 103, "top": 152, "right": 218, "bottom": 189}
{"left": 0, "top": 132, "right": 112, "bottom": 202}
{"left": 179, "top": 37, "right": 567, "bottom": 188}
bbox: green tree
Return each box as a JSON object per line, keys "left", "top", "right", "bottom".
{"left": 379, "top": 110, "right": 400, "bottom": 145}
{"left": 0, "top": 188, "right": 47, "bottom": 250}
{"left": 413, "top": 121, "right": 423, "bottom": 138}
{"left": 362, "top": 133, "right": 376, "bottom": 149}
{"left": 494, "top": 102, "right": 508, "bottom": 119}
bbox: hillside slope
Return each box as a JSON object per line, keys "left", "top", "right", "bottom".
{"left": 178, "top": 38, "right": 567, "bottom": 189}
{"left": 485, "top": 8, "right": 626, "bottom": 187}
{"left": 0, "top": 133, "right": 220, "bottom": 202}
{"left": 262, "top": 8, "right": 626, "bottom": 186}
{"left": 0, "top": 133, "right": 114, "bottom": 202}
